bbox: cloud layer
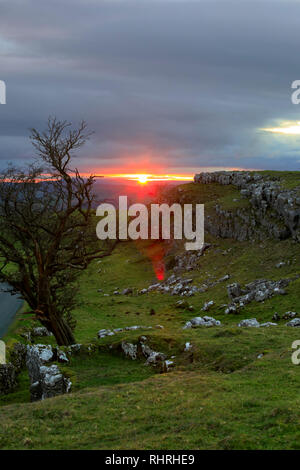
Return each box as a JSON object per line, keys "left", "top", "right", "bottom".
{"left": 1, "top": 0, "right": 300, "bottom": 173}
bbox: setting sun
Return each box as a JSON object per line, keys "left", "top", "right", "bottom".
{"left": 137, "top": 174, "right": 149, "bottom": 184}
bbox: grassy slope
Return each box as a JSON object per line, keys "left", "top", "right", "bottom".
{"left": 1, "top": 174, "right": 300, "bottom": 450}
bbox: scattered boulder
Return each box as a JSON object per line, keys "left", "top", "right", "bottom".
{"left": 282, "top": 311, "right": 297, "bottom": 320}
{"left": 238, "top": 318, "right": 260, "bottom": 328}
{"left": 202, "top": 300, "right": 214, "bottom": 311}
{"left": 31, "top": 327, "right": 53, "bottom": 337}
{"left": 238, "top": 318, "right": 277, "bottom": 328}
{"left": 184, "top": 342, "right": 192, "bottom": 352}
{"left": 226, "top": 278, "right": 292, "bottom": 313}
{"left": 218, "top": 274, "right": 230, "bottom": 282}
{"left": 120, "top": 337, "right": 173, "bottom": 372}
{"left": 173, "top": 243, "right": 211, "bottom": 271}
{"left": 97, "top": 324, "right": 162, "bottom": 339}
{"left": 98, "top": 328, "right": 115, "bottom": 339}
{"left": 272, "top": 312, "right": 281, "bottom": 321}
{"left": 125, "top": 325, "right": 152, "bottom": 331}
{"left": 227, "top": 283, "right": 242, "bottom": 300}
{"left": 139, "top": 288, "right": 148, "bottom": 295}
{"left": 183, "top": 316, "right": 221, "bottom": 329}
{"left": 56, "top": 349, "right": 69, "bottom": 363}
{"left": 145, "top": 351, "right": 166, "bottom": 366}
{"left": 286, "top": 318, "right": 300, "bottom": 327}
{"left": 140, "top": 275, "right": 202, "bottom": 297}
{"left": 122, "top": 288, "right": 133, "bottom": 295}
{"left": 161, "top": 360, "right": 175, "bottom": 372}
{"left": 225, "top": 304, "right": 239, "bottom": 315}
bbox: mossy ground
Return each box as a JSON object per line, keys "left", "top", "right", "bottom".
{"left": 1, "top": 176, "right": 300, "bottom": 450}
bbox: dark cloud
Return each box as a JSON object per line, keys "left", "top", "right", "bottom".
{"left": 1, "top": 0, "right": 300, "bottom": 172}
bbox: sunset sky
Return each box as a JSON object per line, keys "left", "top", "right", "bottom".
{"left": 1, "top": 0, "right": 300, "bottom": 176}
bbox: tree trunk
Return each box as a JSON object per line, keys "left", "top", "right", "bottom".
{"left": 39, "top": 312, "right": 76, "bottom": 346}
{"left": 36, "top": 275, "right": 76, "bottom": 346}
{"left": 50, "top": 316, "right": 76, "bottom": 346}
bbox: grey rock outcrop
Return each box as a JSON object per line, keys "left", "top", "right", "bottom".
{"left": 194, "top": 171, "right": 300, "bottom": 241}
{"left": 26, "top": 344, "right": 71, "bottom": 402}
{"left": 226, "top": 278, "right": 291, "bottom": 312}
{"left": 173, "top": 243, "right": 211, "bottom": 271}
{"left": 121, "top": 341, "right": 138, "bottom": 360}
{"left": 120, "top": 337, "right": 173, "bottom": 372}
{"left": 141, "top": 275, "right": 203, "bottom": 297}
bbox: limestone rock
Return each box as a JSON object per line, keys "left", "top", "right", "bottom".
{"left": 26, "top": 344, "right": 71, "bottom": 402}
{"left": 121, "top": 341, "right": 137, "bottom": 360}
{"left": 226, "top": 278, "right": 292, "bottom": 312}
{"left": 194, "top": 171, "right": 300, "bottom": 241}
{"left": 31, "top": 327, "right": 53, "bottom": 337}
{"left": 202, "top": 300, "right": 214, "bottom": 311}
{"left": 282, "top": 311, "right": 297, "bottom": 320}
{"left": 122, "top": 288, "right": 133, "bottom": 295}
{"left": 286, "top": 318, "right": 300, "bottom": 327}
{"left": 238, "top": 318, "right": 260, "bottom": 328}
{"left": 183, "top": 316, "right": 221, "bottom": 329}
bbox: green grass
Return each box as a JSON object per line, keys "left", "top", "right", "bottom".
{"left": 1, "top": 174, "right": 300, "bottom": 449}
{"left": 256, "top": 170, "right": 300, "bottom": 191}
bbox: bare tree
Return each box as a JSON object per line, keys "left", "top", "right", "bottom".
{"left": 0, "top": 118, "right": 116, "bottom": 345}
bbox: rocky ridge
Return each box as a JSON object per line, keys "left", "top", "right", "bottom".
{"left": 194, "top": 171, "right": 300, "bottom": 241}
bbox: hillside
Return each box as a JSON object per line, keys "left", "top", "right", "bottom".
{"left": 0, "top": 171, "right": 300, "bottom": 450}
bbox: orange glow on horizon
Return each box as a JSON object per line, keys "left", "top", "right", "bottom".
{"left": 100, "top": 173, "right": 194, "bottom": 182}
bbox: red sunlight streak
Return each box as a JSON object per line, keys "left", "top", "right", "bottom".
{"left": 135, "top": 240, "right": 167, "bottom": 281}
